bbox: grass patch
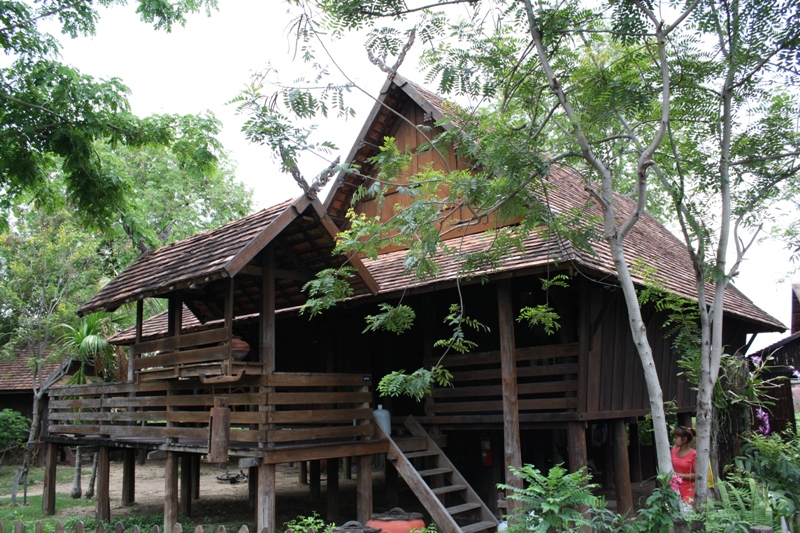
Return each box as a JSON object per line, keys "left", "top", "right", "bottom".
{"left": 0, "top": 495, "right": 94, "bottom": 532}
{"left": 1, "top": 464, "right": 92, "bottom": 496}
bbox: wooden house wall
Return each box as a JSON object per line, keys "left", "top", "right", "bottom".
{"left": 353, "top": 103, "right": 508, "bottom": 249}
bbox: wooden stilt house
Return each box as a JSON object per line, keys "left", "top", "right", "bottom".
{"left": 42, "top": 75, "right": 785, "bottom": 533}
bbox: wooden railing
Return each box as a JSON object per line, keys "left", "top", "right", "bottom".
{"left": 422, "top": 343, "right": 579, "bottom": 423}
{"left": 46, "top": 372, "right": 374, "bottom": 449}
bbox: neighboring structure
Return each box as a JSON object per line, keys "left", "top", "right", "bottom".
{"left": 0, "top": 346, "right": 60, "bottom": 419}
{"left": 753, "top": 282, "right": 800, "bottom": 435}
{"left": 41, "top": 75, "right": 786, "bottom": 533}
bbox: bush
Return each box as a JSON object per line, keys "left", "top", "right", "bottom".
{"left": 0, "top": 409, "right": 30, "bottom": 451}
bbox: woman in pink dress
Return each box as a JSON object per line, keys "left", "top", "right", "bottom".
{"left": 671, "top": 426, "right": 697, "bottom": 503}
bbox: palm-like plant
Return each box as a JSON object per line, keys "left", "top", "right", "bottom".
{"left": 61, "top": 311, "right": 121, "bottom": 383}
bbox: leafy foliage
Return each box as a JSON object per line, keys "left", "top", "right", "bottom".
{"left": 363, "top": 303, "right": 416, "bottom": 334}
{"left": 499, "top": 464, "right": 599, "bottom": 533}
{"left": 734, "top": 432, "right": 800, "bottom": 517}
{"left": 283, "top": 511, "right": 335, "bottom": 533}
{"left": 517, "top": 274, "right": 570, "bottom": 334}
{"left": 590, "top": 474, "right": 683, "bottom": 533}
{"left": 433, "top": 304, "right": 490, "bottom": 354}
{"left": 377, "top": 365, "right": 453, "bottom": 401}
{"left": 299, "top": 267, "right": 357, "bottom": 317}
{"left": 0, "top": 409, "right": 30, "bottom": 452}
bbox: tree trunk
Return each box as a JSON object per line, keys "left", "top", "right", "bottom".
{"left": 71, "top": 446, "right": 83, "bottom": 499}
{"left": 84, "top": 452, "right": 98, "bottom": 499}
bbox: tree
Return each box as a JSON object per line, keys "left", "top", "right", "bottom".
{"left": 0, "top": 0, "right": 219, "bottom": 233}
{"left": 237, "top": 0, "right": 800, "bottom": 512}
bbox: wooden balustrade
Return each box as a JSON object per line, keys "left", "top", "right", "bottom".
{"left": 47, "top": 372, "right": 374, "bottom": 449}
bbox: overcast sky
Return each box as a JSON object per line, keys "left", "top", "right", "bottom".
{"left": 49, "top": 1, "right": 797, "bottom": 352}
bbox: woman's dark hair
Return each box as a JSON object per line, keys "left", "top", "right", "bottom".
{"left": 673, "top": 425, "right": 695, "bottom": 442}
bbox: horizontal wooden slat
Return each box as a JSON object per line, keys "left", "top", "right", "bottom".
{"left": 133, "top": 327, "right": 230, "bottom": 355}
{"left": 267, "top": 408, "right": 372, "bottom": 424}
{"left": 48, "top": 423, "right": 263, "bottom": 443}
{"left": 134, "top": 344, "right": 228, "bottom": 371}
{"left": 262, "top": 373, "right": 372, "bottom": 387}
{"left": 49, "top": 410, "right": 267, "bottom": 425}
{"left": 50, "top": 392, "right": 266, "bottom": 410}
{"left": 262, "top": 440, "right": 388, "bottom": 464}
{"left": 450, "top": 362, "right": 578, "bottom": 382}
{"left": 269, "top": 392, "right": 371, "bottom": 406}
{"left": 265, "top": 424, "right": 373, "bottom": 443}
{"left": 426, "top": 397, "right": 577, "bottom": 413}
{"left": 432, "top": 380, "right": 578, "bottom": 399}
{"left": 424, "top": 343, "right": 579, "bottom": 368}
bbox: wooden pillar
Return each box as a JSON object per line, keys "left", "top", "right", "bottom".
{"left": 97, "top": 446, "right": 111, "bottom": 522}
{"left": 356, "top": 455, "right": 373, "bottom": 524}
{"left": 164, "top": 451, "right": 178, "bottom": 533}
{"left": 386, "top": 460, "right": 399, "bottom": 507}
{"left": 260, "top": 248, "right": 276, "bottom": 453}
{"left": 180, "top": 454, "right": 192, "bottom": 517}
{"left": 299, "top": 461, "right": 308, "bottom": 484}
{"left": 122, "top": 449, "right": 136, "bottom": 506}
{"left": 191, "top": 454, "right": 200, "bottom": 500}
{"left": 257, "top": 462, "right": 276, "bottom": 533}
{"left": 612, "top": 420, "right": 633, "bottom": 516}
{"left": 629, "top": 422, "right": 642, "bottom": 482}
{"left": 42, "top": 442, "right": 58, "bottom": 515}
{"left": 309, "top": 459, "right": 321, "bottom": 501}
{"left": 567, "top": 422, "right": 588, "bottom": 473}
{"left": 249, "top": 466, "right": 257, "bottom": 510}
{"left": 343, "top": 457, "right": 351, "bottom": 480}
{"left": 327, "top": 458, "right": 340, "bottom": 523}
{"left": 497, "top": 281, "right": 523, "bottom": 513}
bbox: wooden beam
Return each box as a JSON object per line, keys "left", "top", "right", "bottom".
{"left": 612, "top": 420, "right": 633, "bottom": 516}
{"left": 180, "top": 454, "right": 192, "bottom": 517}
{"left": 164, "top": 451, "right": 178, "bottom": 533}
{"left": 566, "top": 422, "right": 587, "bottom": 474}
{"left": 97, "top": 446, "right": 111, "bottom": 522}
{"left": 309, "top": 460, "right": 321, "bottom": 501}
{"left": 356, "top": 455, "right": 373, "bottom": 524}
{"left": 191, "top": 454, "right": 200, "bottom": 500}
{"left": 122, "top": 449, "right": 135, "bottom": 506}
{"left": 299, "top": 461, "right": 308, "bottom": 484}
{"left": 257, "top": 462, "right": 276, "bottom": 533}
{"left": 261, "top": 247, "right": 276, "bottom": 373}
{"left": 326, "top": 458, "right": 339, "bottom": 524}
{"left": 497, "top": 280, "right": 523, "bottom": 514}
{"left": 42, "top": 442, "right": 58, "bottom": 515}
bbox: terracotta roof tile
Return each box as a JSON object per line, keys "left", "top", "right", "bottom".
{"left": 0, "top": 347, "right": 60, "bottom": 392}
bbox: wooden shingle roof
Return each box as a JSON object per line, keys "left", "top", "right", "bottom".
{"left": 0, "top": 347, "right": 59, "bottom": 392}
{"left": 322, "top": 77, "right": 784, "bottom": 333}
{"left": 78, "top": 196, "right": 378, "bottom": 319}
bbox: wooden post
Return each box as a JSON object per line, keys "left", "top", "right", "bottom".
{"left": 342, "top": 457, "right": 351, "bottom": 480}
{"left": 191, "top": 454, "right": 200, "bottom": 500}
{"left": 612, "top": 420, "right": 633, "bottom": 516}
{"left": 122, "top": 449, "right": 136, "bottom": 506}
{"left": 42, "top": 442, "right": 58, "bottom": 515}
{"left": 356, "top": 455, "right": 373, "bottom": 524}
{"left": 567, "top": 422, "right": 588, "bottom": 473}
{"left": 386, "top": 460, "right": 399, "bottom": 507}
{"left": 299, "top": 461, "right": 308, "bottom": 484}
{"left": 260, "top": 247, "right": 276, "bottom": 452}
{"left": 327, "top": 458, "right": 339, "bottom": 524}
{"left": 257, "top": 462, "right": 276, "bottom": 533}
{"left": 309, "top": 460, "right": 321, "bottom": 501}
{"left": 629, "top": 422, "right": 642, "bottom": 482}
{"left": 180, "top": 454, "right": 192, "bottom": 517}
{"left": 97, "top": 446, "right": 111, "bottom": 521}
{"left": 164, "top": 451, "right": 178, "bottom": 533}
{"left": 497, "top": 280, "right": 523, "bottom": 514}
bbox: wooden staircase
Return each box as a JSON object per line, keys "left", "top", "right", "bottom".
{"left": 375, "top": 416, "right": 498, "bottom": 533}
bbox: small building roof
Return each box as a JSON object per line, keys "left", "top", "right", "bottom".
{"left": 0, "top": 347, "right": 61, "bottom": 392}
{"left": 78, "top": 196, "right": 378, "bottom": 320}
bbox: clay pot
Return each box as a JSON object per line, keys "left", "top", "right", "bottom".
{"left": 366, "top": 508, "right": 425, "bottom": 533}
{"left": 332, "top": 522, "right": 382, "bottom": 533}
{"left": 230, "top": 336, "right": 250, "bottom": 361}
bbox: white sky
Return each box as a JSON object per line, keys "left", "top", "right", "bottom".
{"left": 47, "top": 1, "right": 797, "bottom": 352}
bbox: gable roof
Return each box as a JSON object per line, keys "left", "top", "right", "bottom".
{"left": 0, "top": 347, "right": 60, "bottom": 392}
{"left": 322, "top": 75, "right": 785, "bottom": 333}
{"left": 78, "top": 196, "right": 378, "bottom": 319}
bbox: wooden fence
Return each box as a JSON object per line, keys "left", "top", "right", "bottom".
{"left": 0, "top": 522, "right": 259, "bottom": 533}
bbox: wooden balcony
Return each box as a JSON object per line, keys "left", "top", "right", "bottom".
{"left": 46, "top": 372, "right": 375, "bottom": 456}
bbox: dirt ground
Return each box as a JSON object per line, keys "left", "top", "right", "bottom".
{"left": 30, "top": 458, "right": 425, "bottom": 530}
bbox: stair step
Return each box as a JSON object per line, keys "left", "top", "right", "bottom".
{"left": 417, "top": 467, "right": 452, "bottom": 477}
{"left": 446, "top": 502, "right": 482, "bottom": 515}
{"left": 461, "top": 521, "right": 498, "bottom": 533}
{"left": 432, "top": 483, "right": 467, "bottom": 495}
{"left": 405, "top": 450, "right": 438, "bottom": 459}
